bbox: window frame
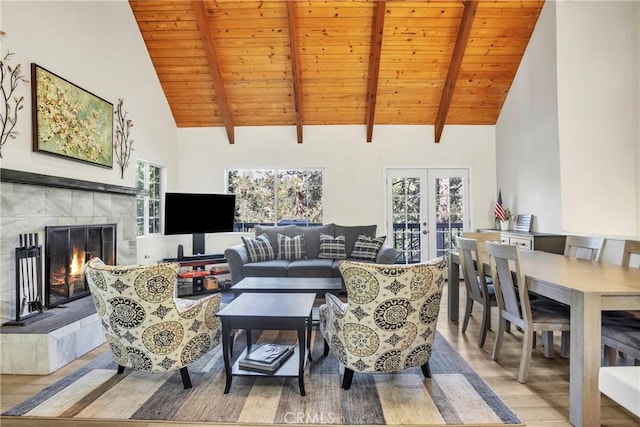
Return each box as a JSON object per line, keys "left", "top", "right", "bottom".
{"left": 136, "top": 160, "right": 162, "bottom": 237}
{"left": 226, "top": 168, "right": 324, "bottom": 231}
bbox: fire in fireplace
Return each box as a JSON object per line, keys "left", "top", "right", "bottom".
{"left": 45, "top": 224, "right": 117, "bottom": 307}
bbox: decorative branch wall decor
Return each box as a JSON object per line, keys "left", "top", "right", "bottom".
{"left": 1, "top": 47, "right": 28, "bottom": 158}
{"left": 113, "top": 98, "right": 134, "bottom": 179}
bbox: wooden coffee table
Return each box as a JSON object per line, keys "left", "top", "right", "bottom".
{"left": 231, "top": 276, "right": 342, "bottom": 297}
{"left": 216, "top": 292, "right": 315, "bottom": 396}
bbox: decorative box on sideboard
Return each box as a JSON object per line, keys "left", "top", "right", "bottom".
{"left": 479, "top": 230, "right": 566, "bottom": 254}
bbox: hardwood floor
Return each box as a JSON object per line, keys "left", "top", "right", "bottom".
{"left": 1, "top": 281, "right": 638, "bottom": 427}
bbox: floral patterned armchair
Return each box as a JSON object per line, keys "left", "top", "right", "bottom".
{"left": 319, "top": 257, "right": 447, "bottom": 389}
{"left": 84, "top": 258, "right": 222, "bottom": 389}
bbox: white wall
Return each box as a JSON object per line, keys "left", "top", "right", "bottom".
{"left": 0, "top": 0, "right": 177, "bottom": 186}
{"left": 497, "top": 1, "right": 640, "bottom": 239}
{"left": 0, "top": 0, "right": 179, "bottom": 266}
{"left": 556, "top": 1, "right": 639, "bottom": 238}
{"left": 496, "top": 2, "right": 562, "bottom": 233}
{"left": 155, "top": 124, "right": 498, "bottom": 260}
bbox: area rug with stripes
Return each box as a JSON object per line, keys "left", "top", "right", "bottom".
{"left": 4, "top": 330, "right": 521, "bottom": 425}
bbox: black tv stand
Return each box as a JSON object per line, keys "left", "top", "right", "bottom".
{"left": 161, "top": 253, "right": 229, "bottom": 296}
{"left": 179, "top": 254, "right": 225, "bottom": 263}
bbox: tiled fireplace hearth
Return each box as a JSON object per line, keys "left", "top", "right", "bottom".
{"left": 0, "top": 169, "right": 138, "bottom": 374}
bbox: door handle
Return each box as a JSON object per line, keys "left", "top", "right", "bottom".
{"left": 422, "top": 230, "right": 428, "bottom": 234}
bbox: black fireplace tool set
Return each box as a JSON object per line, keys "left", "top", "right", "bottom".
{"left": 6, "top": 233, "right": 45, "bottom": 325}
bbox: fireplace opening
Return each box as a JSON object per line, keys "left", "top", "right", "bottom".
{"left": 45, "top": 224, "right": 117, "bottom": 307}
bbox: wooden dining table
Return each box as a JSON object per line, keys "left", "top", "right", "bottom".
{"left": 448, "top": 250, "right": 640, "bottom": 427}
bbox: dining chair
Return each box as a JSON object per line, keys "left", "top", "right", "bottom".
{"left": 548, "top": 235, "right": 605, "bottom": 357}
{"left": 462, "top": 232, "right": 502, "bottom": 262}
{"left": 601, "top": 239, "right": 639, "bottom": 322}
{"left": 456, "top": 236, "right": 498, "bottom": 348}
{"left": 485, "top": 242, "right": 571, "bottom": 383}
{"left": 621, "top": 239, "right": 640, "bottom": 268}
{"left": 563, "top": 235, "right": 605, "bottom": 261}
{"left": 602, "top": 239, "right": 640, "bottom": 366}
{"left": 461, "top": 231, "right": 502, "bottom": 285}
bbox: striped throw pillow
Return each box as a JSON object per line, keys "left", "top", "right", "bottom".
{"left": 351, "top": 234, "right": 386, "bottom": 261}
{"left": 242, "top": 234, "right": 275, "bottom": 263}
{"left": 277, "top": 234, "right": 307, "bottom": 260}
{"left": 318, "top": 233, "right": 347, "bottom": 260}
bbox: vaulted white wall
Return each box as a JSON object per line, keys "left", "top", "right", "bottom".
{"left": 556, "top": 0, "right": 639, "bottom": 238}
{"left": 0, "top": 0, "right": 177, "bottom": 187}
{"left": 497, "top": 0, "right": 640, "bottom": 239}
{"left": 1, "top": 0, "right": 179, "bottom": 266}
{"left": 495, "top": 2, "right": 562, "bottom": 233}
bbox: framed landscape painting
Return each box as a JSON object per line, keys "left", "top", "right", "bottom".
{"left": 31, "top": 64, "right": 113, "bottom": 168}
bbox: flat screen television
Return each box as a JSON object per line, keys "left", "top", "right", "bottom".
{"left": 164, "top": 193, "right": 236, "bottom": 255}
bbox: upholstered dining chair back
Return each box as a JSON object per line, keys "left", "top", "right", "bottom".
{"left": 564, "top": 235, "right": 605, "bottom": 262}
{"left": 84, "top": 258, "right": 222, "bottom": 388}
{"left": 319, "top": 256, "right": 447, "bottom": 389}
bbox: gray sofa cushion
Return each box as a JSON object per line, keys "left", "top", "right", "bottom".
{"left": 288, "top": 259, "right": 334, "bottom": 277}
{"left": 332, "top": 260, "right": 342, "bottom": 277}
{"left": 243, "top": 259, "right": 290, "bottom": 277}
{"left": 334, "top": 224, "right": 377, "bottom": 256}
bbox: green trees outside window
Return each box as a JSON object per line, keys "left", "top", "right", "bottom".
{"left": 228, "top": 169, "right": 323, "bottom": 230}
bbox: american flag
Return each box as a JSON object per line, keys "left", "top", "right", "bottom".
{"left": 494, "top": 190, "right": 506, "bottom": 221}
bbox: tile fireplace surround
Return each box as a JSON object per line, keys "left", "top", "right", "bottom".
{"left": 0, "top": 169, "right": 138, "bottom": 374}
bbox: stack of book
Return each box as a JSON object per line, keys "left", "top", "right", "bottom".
{"left": 239, "top": 343, "right": 295, "bottom": 374}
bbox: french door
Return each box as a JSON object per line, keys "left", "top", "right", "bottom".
{"left": 386, "top": 168, "right": 469, "bottom": 263}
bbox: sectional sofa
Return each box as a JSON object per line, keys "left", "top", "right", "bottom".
{"left": 224, "top": 223, "right": 397, "bottom": 285}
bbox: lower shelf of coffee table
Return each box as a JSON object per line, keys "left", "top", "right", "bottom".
{"left": 232, "top": 346, "right": 309, "bottom": 377}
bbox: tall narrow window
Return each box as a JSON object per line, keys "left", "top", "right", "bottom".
{"left": 136, "top": 161, "right": 162, "bottom": 236}
{"left": 227, "top": 169, "right": 323, "bottom": 231}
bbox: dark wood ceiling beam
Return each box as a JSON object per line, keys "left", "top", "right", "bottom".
{"left": 434, "top": 1, "right": 478, "bottom": 143}
{"left": 365, "top": 1, "right": 386, "bottom": 143}
{"left": 192, "top": 0, "right": 235, "bottom": 144}
{"left": 286, "top": 1, "right": 303, "bottom": 144}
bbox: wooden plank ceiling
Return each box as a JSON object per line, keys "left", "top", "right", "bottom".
{"left": 130, "top": 0, "right": 544, "bottom": 143}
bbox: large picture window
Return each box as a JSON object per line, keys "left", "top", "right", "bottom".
{"left": 227, "top": 169, "right": 323, "bottom": 231}
{"left": 136, "top": 161, "right": 162, "bottom": 236}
